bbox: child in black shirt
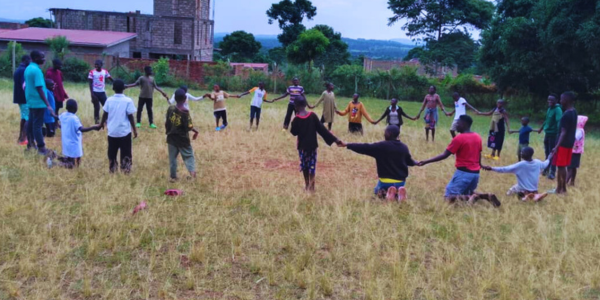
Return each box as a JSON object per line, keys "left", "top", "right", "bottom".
{"left": 290, "top": 96, "right": 343, "bottom": 192}
{"left": 166, "top": 88, "right": 199, "bottom": 180}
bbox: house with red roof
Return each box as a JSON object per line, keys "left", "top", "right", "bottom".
{"left": 0, "top": 27, "right": 137, "bottom": 58}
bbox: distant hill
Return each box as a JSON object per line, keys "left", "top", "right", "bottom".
{"left": 214, "top": 33, "right": 416, "bottom": 60}
{"left": 0, "top": 18, "right": 24, "bottom": 23}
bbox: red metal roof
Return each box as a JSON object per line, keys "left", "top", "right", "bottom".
{"left": 0, "top": 28, "right": 137, "bottom": 47}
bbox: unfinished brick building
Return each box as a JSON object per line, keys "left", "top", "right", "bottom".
{"left": 50, "top": 0, "right": 214, "bottom": 61}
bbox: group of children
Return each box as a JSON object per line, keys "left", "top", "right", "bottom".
{"left": 15, "top": 56, "right": 587, "bottom": 203}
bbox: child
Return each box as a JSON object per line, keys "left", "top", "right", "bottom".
{"left": 237, "top": 82, "right": 268, "bottom": 130}
{"left": 509, "top": 117, "right": 533, "bottom": 161}
{"left": 309, "top": 83, "right": 337, "bottom": 130}
{"left": 45, "top": 58, "right": 69, "bottom": 115}
{"left": 168, "top": 85, "right": 207, "bottom": 111}
{"left": 206, "top": 84, "right": 240, "bottom": 131}
{"left": 552, "top": 92, "right": 578, "bottom": 195}
{"left": 337, "top": 93, "right": 375, "bottom": 135}
{"left": 482, "top": 147, "right": 550, "bottom": 202}
{"left": 166, "top": 88, "right": 199, "bottom": 180}
{"left": 99, "top": 79, "right": 138, "bottom": 174}
{"left": 290, "top": 96, "right": 343, "bottom": 192}
{"left": 448, "top": 92, "right": 480, "bottom": 138}
{"left": 567, "top": 115, "right": 587, "bottom": 186}
{"left": 270, "top": 77, "right": 305, "bottom": 130}
{"left": 56, "top": 99, "right": 101, "bottom": 168}
{"left": 88, "top": 60, "right": 113, "bottom": 124}
{"left": 43, "top": 79, "right": 57, "bottom": 138}
{"left": 343, "top": 125, "right": 418, "bottom": 202}
{"left": 478, "top": 99, "right": 510, "bottom": 160}
{"left": 373, "top": 98, "right": 417, "bottom": 132}
{"left": 125, "top": 66, "right": 169, "bottom": 129}
{"left": 416, "top": 86, "right": 449, "bottom": 142}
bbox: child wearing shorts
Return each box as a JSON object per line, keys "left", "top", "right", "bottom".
{"left": 567, "top": 115, "right": 587, "bottom": 186}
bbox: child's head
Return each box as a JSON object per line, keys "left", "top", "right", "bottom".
{"left": 258, "top": 81, "right": 265, "bottom": 89}
{"left": 521, "top": 117, "right": 530, "bottom": 126}
{"left": 452, "top": 92, "right": 460, "bottom": 101}
{"left": 496, "top": 99, "right": 505, "bottom": 108}
{"left": 561, "top": 91, "right": 575, "bottom": 107}
{"left": 94, "top": 60, "right": 103, "bottom": 70}
{"left": 45, "top": 78, "right": 55, "bottom": 91}
{"left": 520, "top": 146, "right": 534, "bottom": 161}
{"left": 456, "top": 115, "right": 473, "bottom": 133}
{"left": 66, "top": 99, "right": 78, "bottom": 114}
{"left": 292, "top": 77, "right": 299, "bottom": 86}
{"left": 52, "top": 58, "right": 62, "bottom": 70}
{"left": 213, "top": 84, "right": 220, "bottom": 92}
{"left": 352, "top": 93, "right": 360, "bottom": 102}
{"left": 179, "top": 85, "right": 188, "bottom": 93}
{"left": 294, "top": 95, "right": 307, "bottom": 111}
{"left": 21, "top": 55, "right": 31, "bottom": 65}
{"left": 30, "top": 51, "right": 45, "bottom": 65}
{"left": 325, "top": 82, "right": 334, "bottom": 91}
{"left": 548, "top": 94, "right": 558, "bottom": 107}
{"left": 384, "top": 125, "right": 400, "bottom": 141}
{"left": 113, "top": 79, "right": 125, "bottom": 94}
{"left": 428, "top": 85, "right": 436, "bottom": 95}
{"left": 144, "top": 66, "right": 152, "bottom": 76}
{"left": 390, "top": 98, "right": 398, "bottom": 106}
{"left": 174, "top": 88, "right": 187, "bottom": 104}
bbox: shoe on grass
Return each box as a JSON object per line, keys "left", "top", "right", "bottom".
{"left": 546, "top": 189, "right": 557, "bottom": 194}
{"left": 135, "top": 123, "right": 141, "bottom": 128}
{"left": 215, "top": 126, "right": 221, "bottom": 131}
{"left": 484, "top": 154, "right": 493, "bottom": 159}
{"left": 492, "top": 156, "right": 500, "bottom": 161}
{"left": 18, "top": 139, "right": 28, "bottom": 146}
{"left": 149, "top": 124, "right": 157, "bottom": 129}
{"left": 547, "top": 174, "right": 555, "bottom": 180}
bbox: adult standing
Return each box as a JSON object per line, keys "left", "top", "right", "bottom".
{"left": 478, "top": 99, "right": 510, "bottom": 160}
{"left": 309, "top": 83, "right": 337, "bottom": 130}
{"left": 538, "top": 94, "right": 562, "bottom": 180}
{"left": 270, "top": 77, "right": 305, "bottom": 131}
{"left": 25, "top": 51, "right": 55, "bottom": 155}
{"left": 45, "top": 59, "right": 69, "bottom": 115}
{"left": 416, "top": 86, "right": 449, "bottom": 142}
{"left": 88, "top": 60, "right": 113, "bottom": 124}
{"left": 551, "top": 92, "right": 577, "bottom": 194}
{"left": 13, "top": 55, "right": 30, "bottom": 145}
{"left": 447, "top": 92, "right": 480, "bottom": 138}
{"left": 418, "top": 115, "right": 501, "bottom": 207}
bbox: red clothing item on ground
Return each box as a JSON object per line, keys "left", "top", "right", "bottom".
{"left": 553, "top": 146, "right": 573, "bottom": 167}
{"left": 446, "top": 132, "right": 482, "bottom": 172}
{"left": 45, "top": 68, "right": 68, "bottom": 102}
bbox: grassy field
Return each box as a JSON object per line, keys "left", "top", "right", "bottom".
{"left": 0, "top": 78, "right": 599, "bottom": 300}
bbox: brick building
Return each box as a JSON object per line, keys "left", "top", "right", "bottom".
{"left": 50, "top": 0, "right": 214, "bottom": 61}
{"left": 363, "top": 57, "right": 458, "bottom": 78}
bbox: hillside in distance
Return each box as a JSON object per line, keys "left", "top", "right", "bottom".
{"left": 214, "top": 33, "right": 416, "bottom": 60}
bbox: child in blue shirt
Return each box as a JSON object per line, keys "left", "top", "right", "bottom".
{"left": 509, "top": 117, "right": 535, "bottom": 161}
{"left": 44, "top": 79, "right": 57, "bottom": 137}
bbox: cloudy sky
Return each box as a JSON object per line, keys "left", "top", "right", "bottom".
{"left": 0, "top": 0, "right": 412, "bottom": 40}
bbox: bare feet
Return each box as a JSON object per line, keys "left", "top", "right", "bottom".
{"left": 386, "top": 187, "right": 398, "bottom": 202}
{"left": 521, "top": 193, "right": 535, "bottom": 202}
{"left": 397, "top": 187, "right": 407, "bottom": 203}
{"left": 534, "top": 193, "right": 548, "bottom": 202}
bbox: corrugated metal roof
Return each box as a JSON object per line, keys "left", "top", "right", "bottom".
{"left": 0, "top": 27, "right": 137, "bottom": 47}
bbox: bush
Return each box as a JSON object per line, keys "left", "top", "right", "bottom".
{"left": 61, "top": 57, "right": 90, "bottom": 82}
{"left": 151, "top": 57, "right": 171, "bottom": 85}
{"left": 46, "top": 36, "right": 70, "bottom": 60}
{"left": 111, "top": 65, "right": 134, "bottom": 83}
{"left": 0, "top": 42, "right": 27, "bottom": 78}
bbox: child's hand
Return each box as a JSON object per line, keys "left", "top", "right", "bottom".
{"left": 336, "top": 140, "right": 346, "bottom": 148}
{"left": 482, "top": 165, "right": 492, "bottom": 171}
{"left": 192, "top": 132, "right": 199, "bottom": 140}
{"left": 133, "top": 130, "right": 138, "bottom": 139}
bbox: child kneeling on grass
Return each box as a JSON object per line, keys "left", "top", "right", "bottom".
{"left": 166, "top": 88, "right": 199, "bottom": 180}
{"left": 290, "top": 96, "right": 344, "bottom": 192}
{"left": 51, "top": 99, "right": 100, "bottom": 168}
{"left": 482, "top": 146, "right": 550, "bottom": 202}
{"left": 342, "top": 125, "right": 418, "bottom": 202}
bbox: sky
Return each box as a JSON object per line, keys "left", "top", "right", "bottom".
{"left": 0, "top": 0, "right": 413, "bottom": 40}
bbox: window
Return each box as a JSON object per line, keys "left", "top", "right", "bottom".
{"left": 133, "top": 52, "right": 142, "bottom": 58}
{"left": 174, "top": 22, "right": 182, "bottom": 45}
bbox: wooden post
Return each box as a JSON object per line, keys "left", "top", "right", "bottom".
{"left": 11, "top": 41, "right": 16, "bottom": 75}
{"left": 187, "top": 54, "right": 190, "bottom": 79}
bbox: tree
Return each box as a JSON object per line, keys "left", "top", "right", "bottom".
{"left": 388, "top": 0, "right": 493, "bottom": 75}
{"left": 286, "top": 29, "right": 329, "bottom": 71}
{"left": 25, "top": 17, "right": 54, "bottom": 28}
{"left": 45, "top": 36, "right": 70, "bottom": 60}
{"left": 406, "top": 31, "right": 478, "bottom": 73}
{"left": 267, "top": 0, "right": 317, "bottom": 47}
{"left": 312, "top": 25, "right": 351, "bottom": 77}
{"left": 218, "top": 31, "right": 262, "bottom": 62}
{"left": 479, "top": 0, "right": 600, "bottom": 98}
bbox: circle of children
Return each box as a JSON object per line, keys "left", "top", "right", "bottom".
{"left": 13, "top": 51, "right": 587, "bottom": 207}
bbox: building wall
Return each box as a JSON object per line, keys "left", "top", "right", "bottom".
{"left": 51, "top": 4, "right": 214, "bottom": 61}
{"left": 0, "top": 22, "right": 28, "bottom": 30}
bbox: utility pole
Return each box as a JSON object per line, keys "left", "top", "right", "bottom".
{"left": 12, "top": 41, "right": 16, "bottom": 75}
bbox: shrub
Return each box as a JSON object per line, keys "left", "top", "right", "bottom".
{"left": 46, "top": 36, "right": 70, "bottom": 60}
{"left": 151, "top": 57, "right": 171, "bottom": 85}
{"left": 0, "top": 42, "right": 27, "bottom": 78}
{"left": 62, "top": 57, "right": 90, "bottom": 82}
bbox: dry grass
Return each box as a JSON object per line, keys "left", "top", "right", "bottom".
{"left": 0, "top": 78, "right": 599, "bottom": 299}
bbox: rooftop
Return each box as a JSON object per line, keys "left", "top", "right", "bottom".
{"left": 0, "top": 27, "right": 137, "bottom": 47}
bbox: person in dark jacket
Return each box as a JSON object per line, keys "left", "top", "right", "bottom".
{"left": 373, "top": 98, "right": 418, "bottom": 132}
{"left": 290, "top": 96, "right": 343, "bottom": 192}
{"left": 13, "top": 55, "right": 30, "bottom": 145}
{"left": 343, "top": 125, "right": 418, "bottom": 202}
